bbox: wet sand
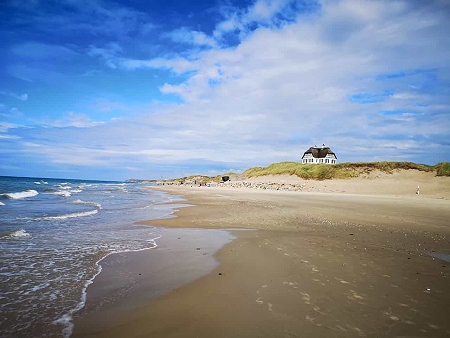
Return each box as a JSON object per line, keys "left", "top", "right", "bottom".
{"left": 73, "top": 181, "right": 450, "bottom": 337}
{"left": 71, "top": 227, "right": 234, "bottom": 336}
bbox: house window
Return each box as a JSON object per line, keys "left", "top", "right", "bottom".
{"left": 325, "top": 159, "right": 329, "bottom": 163}
{"left": 320, "top": 159, "right": 323, "bottom": 163}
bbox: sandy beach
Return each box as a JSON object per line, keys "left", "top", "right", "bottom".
{"left": 73, "top": 172, "right": 450, "bottom": 337}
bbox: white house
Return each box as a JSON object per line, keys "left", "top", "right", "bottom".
{"left": 301, "top": 144, "right": 337, "bottom": 164}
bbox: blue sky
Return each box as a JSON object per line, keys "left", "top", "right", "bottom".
{"left": 0, "top": 0, "right": 449, "bottom": 180}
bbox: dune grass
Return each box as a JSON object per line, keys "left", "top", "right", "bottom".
{"left": 435, "top": 162, "right": 450, "bottom": 176}
{"left": 241, "top": 161, "right": 448, "bottom": 180}
{"left": 158, "top": 161, "right": 449, "bottom": 183}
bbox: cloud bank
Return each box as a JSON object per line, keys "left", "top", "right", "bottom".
{"left": 0, "top": 0, "right": 449, "bottom": 180}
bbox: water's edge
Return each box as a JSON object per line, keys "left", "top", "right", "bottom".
{"left": 71, "top": 193, "right": 236, "bottom": 336}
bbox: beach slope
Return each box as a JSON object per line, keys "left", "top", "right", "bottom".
{"left": 75, "top": 172, "right": 450, "bottom": 337}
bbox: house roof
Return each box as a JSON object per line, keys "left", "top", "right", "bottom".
{"left": 302, "top": 145, "right": 337, "bottom": 159}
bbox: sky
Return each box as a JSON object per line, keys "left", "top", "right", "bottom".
{"left": 0, "top": 0, "right": 449, "bottom": 181}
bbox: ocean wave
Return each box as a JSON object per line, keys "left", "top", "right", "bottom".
{"left": 0, "top": 201, "right": 4, "bottom": 206}
{"left": 53, "top": 233, "right": 162, "bottom": 338}
{"left": 69, "top": 189, "right": 83, "bottom": 193}
{"left": 72, "top": 199, "right": 102, "bottom": 209}
{"left": 1, "top": 190, "right": 39, "bottom": 200}
{"left": 34, "top": 181, "right": 48, "bottom": 185}
{"left": 53, "top": 260, "right": 102, "bottom": 338}
{"left": 37, "top": 209, "right": 98, "bottom": 220}
{"left": 2, "top": 229, "right": 31, "bottom": 239}
{"left": 53, "top": 191, "right": 71, "bottom": 197}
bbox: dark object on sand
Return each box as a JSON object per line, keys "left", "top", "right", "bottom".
{"left": 222, "top": 176, "right": 230, "bottom": 182}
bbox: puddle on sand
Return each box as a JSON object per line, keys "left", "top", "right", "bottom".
{"left": 431, "top": 253, "right": 450, "bottom": 263}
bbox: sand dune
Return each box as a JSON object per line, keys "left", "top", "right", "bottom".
{"left": 216, "top": 170, "right": 450, "bottom": 199}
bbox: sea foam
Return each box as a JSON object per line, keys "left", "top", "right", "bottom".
{"left": 2, "top": 190, "right": 39, "bottom": 200}
{"left": 53, "top": 191, "right": 72, "bottom": 197}
{"left": 72, "top": 199, "right": 102, "bottom": 209}
{"left": 53, "top": 234, "right": 161, "bottom": 338}
{"left": 3, "top": 229, "right": 31, "bottom": 239}
{"left": 38, "top": 209, "right": 98, "bottom": 220}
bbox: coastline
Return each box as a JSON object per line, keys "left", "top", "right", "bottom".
{"left": 71, "top": 225, "right": 234, "bottom": 336}
{"left": 74, "top": 183, "right": 450, "bottom": 337}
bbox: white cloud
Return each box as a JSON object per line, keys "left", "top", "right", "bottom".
{"left": 246, "top": 0, "right": 292, "bottom": 22}
{"left": 121, "top": 57, "right": 197, "bottom": 74}
{"left": 89, "top": 98, "right": 132, "bottom": 113}
{"left": 0, "top": 134, "right": 20, "bottom": 140}
{"left": 0, "top": 122, "right": 19, "bottom": 132}
{"left": 131, "top": 0, "right": 448, "bottom": 160}
{"left": 165, "top": 28, "right": 217, "bottom": 47}
{"left": 7, "top": 0, "right": 450, "bottom": 177}
{"left": 0, "top": 90, "right": 28, "bottom": 101}
{"left": 47, "top": 112, "right": 104, "bottom": 128}
{"left": 213, "top": 0, "right": 300, "bottom": 39}
{"left": 88, "top": 44, "right": 122, "bottom": 69}
{"left": 391, "top": 92, "right": 423, "bottom": 100}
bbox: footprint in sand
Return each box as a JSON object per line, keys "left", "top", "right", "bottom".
{"left": 383, "top": 311, "right": 400, "bottom": 321}
{"left": 312, "top": 278, "right": 326, "bottom": 286}
{"left": 350, "top": 290, "right": 364, "bottom": 300}
{"left": 282, "top": 281, "right": 298, "bottom": 290}
{"left": 300, "top": 292, "right": 311, "bottom": 305}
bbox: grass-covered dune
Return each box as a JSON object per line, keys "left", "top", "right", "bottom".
{"left": 159, "top": 161, "right": 450, "bottom": 184}
{"left": 242, "top": 161, "right": 450, "bottom": 180}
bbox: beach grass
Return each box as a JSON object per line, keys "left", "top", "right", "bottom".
{"left": 242, "top": 161, "right": 447, "bottom": 180}
{"left": 156, "top": 161, "right": 449, "bottom": 184}
{"left": 435, "top": 162, "right": 450, "bottom": 176}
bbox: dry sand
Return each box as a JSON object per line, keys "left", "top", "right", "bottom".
{"left": 73, "top": 171, "right": 450, "bottom": 337}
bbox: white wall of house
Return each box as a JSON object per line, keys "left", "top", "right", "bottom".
{"left": 301, "top": 154, "right": 337, "bottom": 164}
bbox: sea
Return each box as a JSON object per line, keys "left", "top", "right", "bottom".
{"left": 0, "top": 175, "right": 186, "bottom": 337}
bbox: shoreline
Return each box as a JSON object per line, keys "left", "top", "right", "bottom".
{"left": 73, "top": 184, "right": 450, "bottom": 337}
{"left": 72, "top": 224, "right": 235, "bottom": 337}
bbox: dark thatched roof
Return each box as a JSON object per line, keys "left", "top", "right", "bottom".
{"left": 302, "top": 145, "right": 337, "bottom": 159}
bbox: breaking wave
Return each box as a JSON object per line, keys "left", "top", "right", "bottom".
{"left": 72, "top": 199, "right": 102, "bottom": 209}
{"left": 1, "top": 190, "right": 39, "bottom": 200}
{"left": 53, "top": 191, "right": 72, "bottom": 197}
{"left": 37, "top": 209, "right": 98, "bottom": 221}
{"left": 2, "top": 229, "right": 31, "bottom": 239}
